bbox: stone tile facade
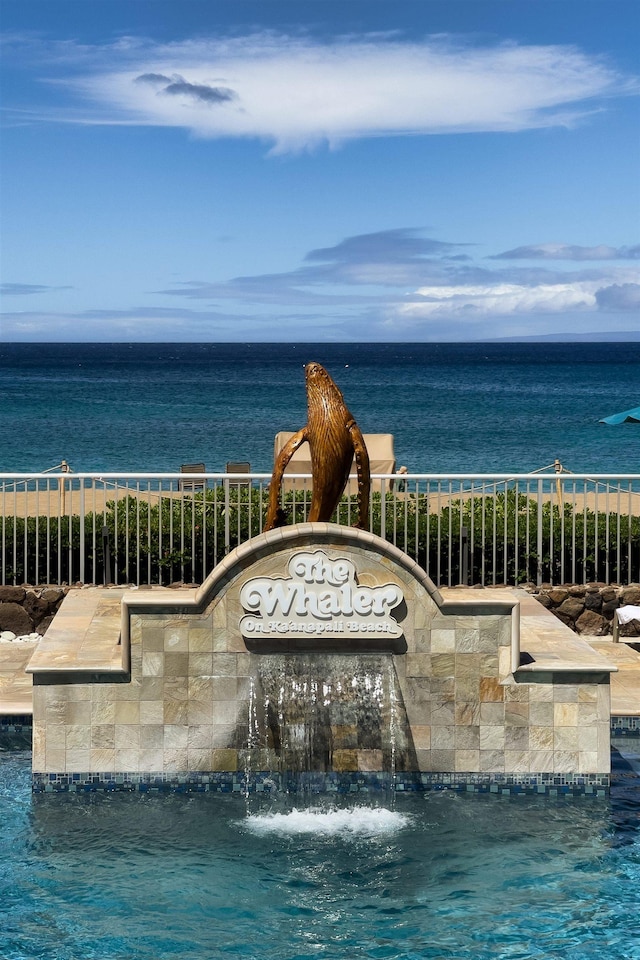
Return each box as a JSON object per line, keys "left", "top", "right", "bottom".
{"left": 30, "top": 523, "right": 614, "bottom": 790}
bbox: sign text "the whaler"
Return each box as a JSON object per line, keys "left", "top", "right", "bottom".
{"left": 239, "top": 551, "right": 404, "bottom": 641}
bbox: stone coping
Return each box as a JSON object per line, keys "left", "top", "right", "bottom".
{"left": 512, "top": 591, "right": 617, "bottom": 676}
{"left": 26, "top": 588, "right": 127, "bottom": 676}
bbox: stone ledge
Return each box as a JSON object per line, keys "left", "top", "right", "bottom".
{"left": 26, "top": 588, "right": 127, "bottom": 676}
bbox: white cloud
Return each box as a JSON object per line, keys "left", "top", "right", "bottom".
{"left": 400, "top": 280, "right": 601, "bottom": 319}
{"left": 39, "top": 33, "right": 636, "bottom": 151}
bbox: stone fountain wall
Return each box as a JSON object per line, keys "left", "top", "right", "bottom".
{"left": 30, "top": 524, "right": 612, "bottom": 794}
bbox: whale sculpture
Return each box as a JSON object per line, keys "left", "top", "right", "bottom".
{"left": 264, "top": 362, "right": 370, "bottom": 530}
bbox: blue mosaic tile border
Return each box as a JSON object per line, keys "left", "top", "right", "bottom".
{"left": 409, "top": 772, "right": 608, "bottom": 796}
{"left": 611, "top": 717, "right": 640, "bottom": 736}
{"left": 0, "top": 715, "right": 33, "bottom": 749}
{"left": 32, "top": 769, "right": 610, "bottom": 796}
{"left": 0, "top": 714, "right": 32, "bottom": 733}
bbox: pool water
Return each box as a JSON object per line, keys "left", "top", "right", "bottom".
{"left": 2, "top": 747, "right": 640, "bottom": 960}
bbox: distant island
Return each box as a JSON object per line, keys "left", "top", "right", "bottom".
{"left": 487, "top": 331, "right": 640, "bottom": 343}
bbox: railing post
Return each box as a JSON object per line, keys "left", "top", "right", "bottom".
{"left": 461, "top": 525, "right": 469, "bottom": 586}
{"left": 79, "top": 480, "right": 85, "bottom": 584}
{"left": 102, "top": 524, "right": 112, "bottom": 586}
{"left": 224, "top": 478, "right": 231, "bottom": 555}
{"left": 537, "top": 477, "right": 544, "bottom": 586}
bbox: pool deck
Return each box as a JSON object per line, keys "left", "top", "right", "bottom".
{"left": 1, "top": 586, "right": 639, "bottom": 718}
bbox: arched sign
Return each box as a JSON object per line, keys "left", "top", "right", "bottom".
{"left": 239, "top": 550, "right": 405, "bottom": 651}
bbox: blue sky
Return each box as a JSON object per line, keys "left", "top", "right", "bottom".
{"left": 1, "top": 0, "right": 639, "bottom": 342}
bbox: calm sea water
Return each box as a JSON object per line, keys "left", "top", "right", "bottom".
{"left": 3, "top": 748, "right": 640, "bottom": 959}
{"left": 1, "top": 342, "right": 639, "bottom": 475}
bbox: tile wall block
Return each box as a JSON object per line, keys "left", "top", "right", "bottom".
{"left": 30, "top": 532, "right": 613, "bottom": 784}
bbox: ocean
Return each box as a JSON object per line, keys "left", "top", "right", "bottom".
{"left": 1, "top": 342, "right": 639, "bottom": 476}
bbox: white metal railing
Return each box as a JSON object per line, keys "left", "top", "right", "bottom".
{"left": 1, "top": 471, "right": 639, "bottom": 588}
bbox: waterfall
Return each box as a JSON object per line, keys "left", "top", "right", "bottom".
{"left": 245, "top": 653, "right": 414, "bottom": 797}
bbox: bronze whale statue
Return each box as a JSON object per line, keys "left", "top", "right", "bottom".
{"left": 264, "top": 362, "right": 370, "bottom": 530}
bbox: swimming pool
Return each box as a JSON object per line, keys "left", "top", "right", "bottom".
{"left": 2, "top": 746, "right": 640, "bottom": 960}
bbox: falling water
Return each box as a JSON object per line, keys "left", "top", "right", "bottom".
{"left": 245, "top": 653, "right": 415, "bottom": 801}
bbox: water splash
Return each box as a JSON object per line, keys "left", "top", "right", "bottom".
{"left": 244, "top": 806, "right": 410, "bottom": 837}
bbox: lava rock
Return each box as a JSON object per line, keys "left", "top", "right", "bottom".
{"left": 557, "top": 597, "right": 585, "bottom": 622}
{"left": 23, "top": 593, "right": 51, "bottom": 626}
{"left": 0, "top": 586, "right": 26, "bottom": 603}
{"left": 584, "top": 592, "right": 603, "bottom": 612}
{"left": 575, "top": 610, "right": 608, "bottom": 636}
{"left": 41, "top": 587, "right": 65, "bottom": 605}
{"left": 0, "top": 602, "right": 33, "bottom": 636}
{"left": 621, "top": 584, "right": 640, "bottom": 606}
{"left": 601, "top": 599, "right": 620, "bottom": 620}
{"left": 568, "top": 585, "right": 587, "bottom": 597}
{"left": 548, "top": 588, "right": 569, "bottom": 605}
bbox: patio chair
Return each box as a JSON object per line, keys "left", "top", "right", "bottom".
{"left": 226, "top": 461, "right": 251, "bottom": 490}
{"left": 179, "top": 463, "right": 206, "bottom": 492}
